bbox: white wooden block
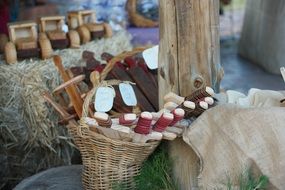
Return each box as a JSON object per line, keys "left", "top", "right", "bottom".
{"left": 162, "top": 131, "right": 177, "bottom": 140}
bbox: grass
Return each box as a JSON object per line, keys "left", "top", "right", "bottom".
{"left": 134, "top": 142, "right": 178, "bottom": 190}
{"left": 113, "top": 143, "right": 269, "bottom": 190}
{"left": 225, "top": 169, "right": 269, "bottom": 190}
{"left": 135, "top": 150, "right": 269, "bottom": 190}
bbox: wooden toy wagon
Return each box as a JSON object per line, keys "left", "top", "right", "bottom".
{"left": 38, "top": 16, "right": 80, "bottom": 49}
{"left": 67, "top": 10, "right": 112, "bottom": 44}
{"left": 4, "top": 21, "right": 53, "bottom": 64}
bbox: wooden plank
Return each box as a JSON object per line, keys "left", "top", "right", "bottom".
{"left": 113, "top": 85, "right": 133, "bottom": 113}
{"left": 127, "top": 66, "right": 159, "bottom": 110}
{"left": 53, "top": 75, "right": 85, "bottom": 94}
{"left": 53, "top": 56, "right": 84, "bottom": 117}
{"left": 175, "top": 0, "right": 223, "bottom": 96}
{"left": 158, "top": 0, "right": 179, "bottom": 107}
{"left": 135, "top": 57, "right": 158, "bottom": 88}
{"left": 8, "top": 21, "right": 37, "bottom": 28}
{"left": 110, "top": 65, "right": 155, "bottom": 112}
{"left": 158, "top": 1, "right": 222, "bottom": 190}
{"left": 39, "top": 15, "right": 65, "bottom": 21}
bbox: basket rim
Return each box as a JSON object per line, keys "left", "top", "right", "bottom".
{"left": 73, "top": 47, "right": 161, "bottom": 146}
{"left": 70, "top": 118, "right": 160, "bottom": 147}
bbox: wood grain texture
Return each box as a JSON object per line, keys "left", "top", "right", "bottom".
{"left": 158, "top": 0, "right": 179, "bottom": 108}
{"left": 110, "top": 65, "right": 155, "bottom": 112}
{"left": 128, "top": 66, "right": 159, "bottom": 110}
{"left": 53, "top": 56, "right": 84, "bottom": 117}
{"left": 159, "top": 0, "right": 223, "bottom": 100}
{"left": 159, "top": 1, "right": 222, "bottom": 189}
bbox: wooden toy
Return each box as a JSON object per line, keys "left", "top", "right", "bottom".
{"left": 0, "top": 34, "right": 8, "bottom": 53}
{"left": 67, "top": 10, "right": 112, "bottom": 44}
{"left": 4, "top": 21, "right": 53, "bottom": 64}
{"left": 38, "top": 16, "right": 80, "bottom": 49}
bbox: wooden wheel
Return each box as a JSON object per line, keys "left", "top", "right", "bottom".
{"left": 4, "top": 42, "right": 17, "bottom": 64}
{"left": 68, "top": 30, "right": 80, "bottom": 48}
{"left": 77, "top": 25, "right": 90, "bottom": 44}
{"left": 103, "top": 23, "right": 113, "bottom": 38}
{"left": 0, "top": 34, "right": 8, "bottom": 53}
{"left": 39, "top": 38, "right": 53, "bottom": 59}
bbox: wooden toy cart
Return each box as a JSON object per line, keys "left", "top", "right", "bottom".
{"left": 38, "top": 16, "right": 80, "bottom": 49}
{"left": 67, "top": 10, "right": 112, "bottom": 44}
{"left": 4, "top": 21, "right": 52, "bottom": 64}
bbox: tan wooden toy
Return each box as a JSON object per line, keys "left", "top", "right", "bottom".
{"left": 67, "top": 10, "right": 112, "bottom": 44}
{"left": 0, "top": 34, "right": 8, "bottom": 53}
{"left": 38, "top": 16, "right": 80, "bottom": 49}
{"left": 4, "top": 21, "right": 53, "bottom": 64}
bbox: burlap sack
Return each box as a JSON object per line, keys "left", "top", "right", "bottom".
{"left": 182, "top": 90, "right": 285, "bottom": 189}
{"left": 226, "top": 88, "right": 285, "bottom": 108}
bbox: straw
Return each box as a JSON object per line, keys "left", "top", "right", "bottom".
{"left": 0, "top": 30, "right": 132, "bottom": 187}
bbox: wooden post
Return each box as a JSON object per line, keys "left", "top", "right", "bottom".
{"left": 159, "top": 0, "right": 223, "bottom": 106}
{"left": 158, "top": 0, "right": 223, "bottom": 189}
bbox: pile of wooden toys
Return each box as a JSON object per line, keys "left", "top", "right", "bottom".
{"left": 2, "top": 10, "right": 112, "bottom": 64}
{"left": 67, "top": 50, "right": 159, "bottom": 113}
{"left": 43, "top": 51, "right": 217, "bottom": 143}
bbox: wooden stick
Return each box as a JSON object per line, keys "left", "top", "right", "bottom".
{"left": 53, "top": 55, "right": 84, "bottom": 117}
{"left": 163, "top": 101, "right": 179, "bottom": 111}
{"left": 165, "top": 126, "right": 183, "bottom": 136}
{"left": 163, "top": 92, "right": 185, "bottom": 105}
{"left": 58, "top": 114, "right": 78, "bottom": 125}
{"left": 86, "top": 117, "right": 132, "bottom": 141}
{"left": 42, "top": 92, "right": 79, "bottom": 125}
{"left": 132, "top": 131, "right": 162, "bottom": 143}
{"left": 135, "top": 57, "right": 158, "bottom": 88}
{"left": 185, "top": 86, "right": 215, "bottom": 102}
{"left": 110, "top": 65, "right": 155, "bottom": 112}
{"left": 42, "top": 92, "right": 69, "bottom": 117}
{"left": 162, "top": 131, "right": 177, "bottom": 140}
{"left": 53, "top": 75, "right": 85, "bottom": 94}
{"left": 127, "top": 66, "right": 159, "bottom": 110}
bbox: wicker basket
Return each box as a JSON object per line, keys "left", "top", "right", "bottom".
{"left": 126, "top": 0, "right": 158, "bottom": 28}
{"left": 68, "top": 47, "right": 160, "bottom": 190}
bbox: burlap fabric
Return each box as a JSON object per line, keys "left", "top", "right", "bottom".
{"left": 182, "top": 89, "right": 285, "bottom": 189}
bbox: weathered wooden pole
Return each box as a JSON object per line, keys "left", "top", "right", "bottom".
{"left": 158, "top": 0, "right": 223, "bottom": 189}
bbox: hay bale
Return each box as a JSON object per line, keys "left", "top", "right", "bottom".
{"left": 0, "top": 31, "right": 132, "bottom": 189}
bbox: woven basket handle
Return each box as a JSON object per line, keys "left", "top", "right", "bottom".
{"left": 79, "top": 47, "right": 149, "bottom": 137}
{"left": 100, "top": 47, "right": 148, "bottom": 80}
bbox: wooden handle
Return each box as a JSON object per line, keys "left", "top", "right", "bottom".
{"left": 90, "top": 71, "right": 101, "bottom": 87}
{"left": 58, "top": 114, "right": 78, "bottom": 125}
{"left": 164, "top": 92, "right": 185, "bottom": 105}
{"left": 53, "top": 55, "right": 84, "bottom": 117}
{"left": 132, "top": 131, "right": 162, "bottom": 143}
{"left": 42, "top": 92, "right": 70, "bottom": 118}
{"left": 162, "top": 131, "right": 177, "bottom": 140}
{"left": 165, "top": 126, "right": 183, "bottom": 136}
{"left": 53, "top": 75, "right": 85, "bottom": 94}
{"left": 163, "top": 101, "right": 179, "bottom": 111}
